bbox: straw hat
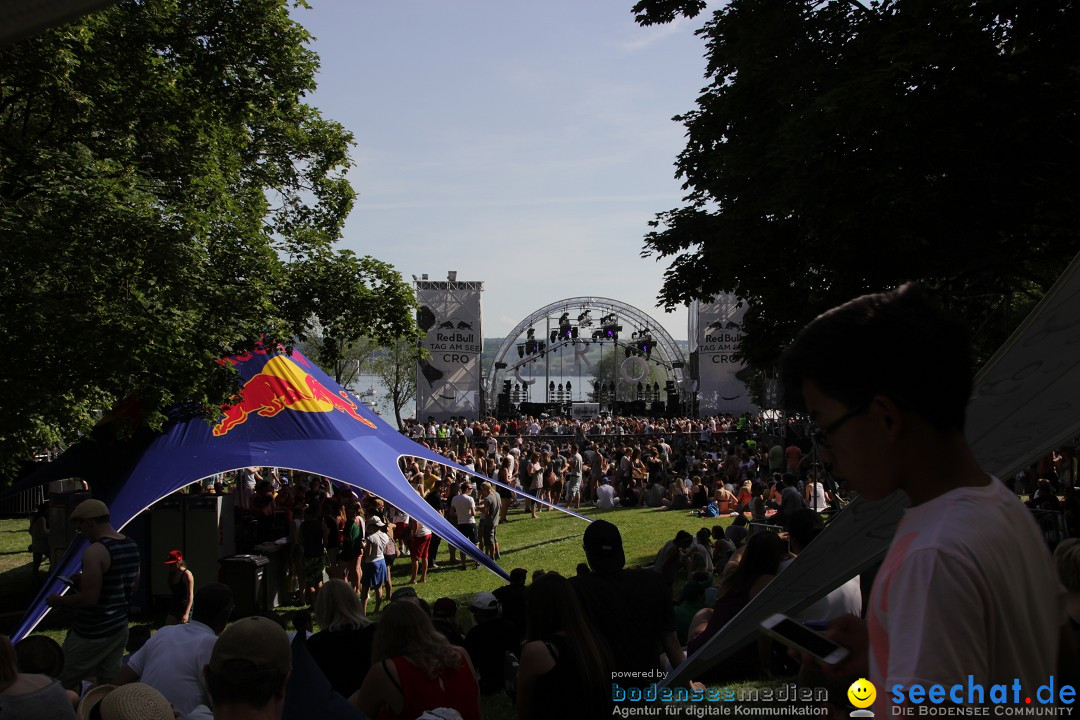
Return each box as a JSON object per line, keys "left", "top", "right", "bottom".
{"left": 77, "top": 684, "right": 115, "bottom": 720}
{"left": 98, "top": 683, "right": 174, "bottom": 720}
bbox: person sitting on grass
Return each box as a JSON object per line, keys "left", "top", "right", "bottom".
{"left": 307, "top": 579, "right": 377, "bottom": 699}
{"left": 350, "top": 600, "right": 480, "bottom": 720}
{"left": 5, "top": 634, "right": 76, "bottom": 718}
{"left": 686, "top": 531, "right": 789, "bottom": 682}
{"left": 515, "top": 572, "right": 613, "bottom": 720}
{"left": 464, "top": 592, "right": 520, "bottom": 696}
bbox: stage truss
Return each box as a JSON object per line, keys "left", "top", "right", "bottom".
{"left": 484, "top": 296, "right": 688, "bottom": 414}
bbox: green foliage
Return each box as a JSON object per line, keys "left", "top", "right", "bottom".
{"left": 281, "top": 250, "right": 417, "bottom": 385}
{"left": 370, "top": 338, "right": 422, "bottom": 430}
{"left": 636, "top": 0, "right": 1080, "bottom": 370}
{"left": 0, "top": 0, "right": 411, "bottom": 477}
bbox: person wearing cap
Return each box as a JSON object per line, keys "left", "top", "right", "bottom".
{"left": 491, "top": 567, "right": 528, "bottom": 638}
{"left": 463, "top": 592, "right": 519, "bottom": 695}
{"left": 164, "top": 549, "right": 194, "bottom": 625}
{"left": 595, "top": 477, "right": 617, "bottom": 511}
{"left": 570, "top": 520, "right": 683, "bottom": 686}
{"left": 195, "top": 616, "right": 291, "bottom": 720}
{"left": 111, "top": 583, "right": 234, "bottom": 716}
{"left": 430, "top": 598, "right": 465, "bottom": 647}
{"left": 360, "top": 515, "right": 392, "bottom": 615}
{"left": 46, "top": 499, "right": 140, "bottom": 690}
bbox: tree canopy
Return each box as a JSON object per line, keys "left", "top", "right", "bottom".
{"left": 0, "top": 0, "right": 415, "bottom": 475}
{"left": 636, "top": 0, "right": 1080, "bottom": 370}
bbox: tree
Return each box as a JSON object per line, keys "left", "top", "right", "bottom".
{"left": 282, "top": 250, "right": 416, "bottom": 387}
{"left": 370, "top": 339, "right": 421, "bottom": 431}
{"left": 0, "top": 0, "right": 413, "bottom": 476}
{"left": 635, "top": 0, "right": 1080, "bottom": 371}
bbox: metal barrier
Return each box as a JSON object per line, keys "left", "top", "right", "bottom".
{"left": 0, "top": 485, "right": 46, "bottom": 517}
{"left": 747, "top": 521, "right": 785, "bottom": 537}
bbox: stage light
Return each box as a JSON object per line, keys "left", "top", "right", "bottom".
{"left": 550, "top": 330, "right": 558, "bottom": 343}
{"left": 517, "top": 344, "right": 525, "bottom": 358}
{"left": 527, "top": 328, "right": 535, "bottom": 340}
{"left": 571, "top": 327, "right": 579, "bottom": 339}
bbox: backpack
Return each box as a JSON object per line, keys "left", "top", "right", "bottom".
{"left": 704, "top": 502, "right": 721, "bottom": 517}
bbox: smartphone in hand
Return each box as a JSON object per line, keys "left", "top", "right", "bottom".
{"left": 759, "top": 613, "right": 849, "bottom": 665}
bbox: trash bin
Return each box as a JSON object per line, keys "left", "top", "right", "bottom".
{"left": 254, "top": 542, "right": 286, "bottom": 609}
{"left": 219, "top": 554, "right": 269, "bottom": 618}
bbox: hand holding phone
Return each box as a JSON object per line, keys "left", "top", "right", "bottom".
{"left": 759, "top": 613, "right": 850, "bottom": 665}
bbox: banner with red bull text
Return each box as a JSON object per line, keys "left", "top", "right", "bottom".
{"left": 415, "top": 280, "right": 483, "bottom": 422}
{"left": 690, "top": 294, "right": 758, "bottom": 416}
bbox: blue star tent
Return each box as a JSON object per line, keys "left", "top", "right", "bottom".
{"left": 11, "top": 345, "right": 587, "bottom": 641}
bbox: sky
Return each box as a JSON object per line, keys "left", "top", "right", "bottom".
{"left": 294, "top": 1, "right": 719, "bottom": 342}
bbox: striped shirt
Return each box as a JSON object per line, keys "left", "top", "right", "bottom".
{"left": 73, "top": 536, "right": 140, "bottom": 638}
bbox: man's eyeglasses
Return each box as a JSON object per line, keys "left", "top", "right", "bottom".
{"left": 811, "top": 401, "right": 870, "bottom": 447}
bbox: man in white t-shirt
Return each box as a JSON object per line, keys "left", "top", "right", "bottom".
{"left": 783, "top": 284, "right": 1065, "bottom": 714}
{"left": 596, "top": 478, "right": 617, "bottom": 510}
{"left": 450, "top": 481, "right": 478, "bottom": 569}
{"left": 112, "top": 583, "right": 233, "bottom": 715}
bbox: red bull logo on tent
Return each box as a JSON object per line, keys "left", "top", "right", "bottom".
{"left": 213, "top": 355, "right": 377, "bottom": 436}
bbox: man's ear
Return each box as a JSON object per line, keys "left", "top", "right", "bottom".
{"left": 873, "top": 395, "right": 904, "bottom": 438}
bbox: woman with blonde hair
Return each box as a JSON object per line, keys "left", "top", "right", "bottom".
{"left": 307, "top": 579, "right": 376, "bottom": 698}
{"left": 350, "top": 600, "right": 479, "bottom": 720}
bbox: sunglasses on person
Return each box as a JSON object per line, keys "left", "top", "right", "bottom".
{"left": 811, "top": 401, "right": 870, "bottom": 447}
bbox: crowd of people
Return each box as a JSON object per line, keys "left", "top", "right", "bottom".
{"left": 6, "top": 284, "right": 1080, "bottom": 719}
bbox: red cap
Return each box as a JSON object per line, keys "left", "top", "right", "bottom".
{"left": 164, "top": 549, "right": 183, "bottom": 565}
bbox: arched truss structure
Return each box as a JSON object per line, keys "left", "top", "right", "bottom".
{"left": 484, "top": 296, "right": 687, "bottom": 407}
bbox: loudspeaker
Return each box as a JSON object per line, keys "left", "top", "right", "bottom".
{"left": 184, "top": 494, "right": 235, "bottom": 592}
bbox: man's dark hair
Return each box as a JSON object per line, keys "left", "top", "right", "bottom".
{"left": 192, "top": 582, "right": 234, "bottom": 629}
{"left": 205, "top": 662, "right": 285, "bottom": 709}
{"left": 781, "top": 283, "right": 973, "bottom": 432}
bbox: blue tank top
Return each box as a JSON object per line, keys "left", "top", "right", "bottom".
{"left": 73, "top": 536, "right": 140, "bottom": 638}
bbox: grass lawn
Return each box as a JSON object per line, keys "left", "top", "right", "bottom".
{"left": 0, "top": 503, "right": 738, "bottom": 717}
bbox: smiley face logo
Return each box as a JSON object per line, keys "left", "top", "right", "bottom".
{"left": 848, "top": 678, "right": 876, "bottom": 709}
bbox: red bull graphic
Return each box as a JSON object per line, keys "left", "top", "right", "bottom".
{"left": 213, "top": 355, "right": 377, "bottom": 436}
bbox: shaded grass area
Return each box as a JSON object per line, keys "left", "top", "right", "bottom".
{"left": 0, "top": 506, "right": 747, "bottom": 718}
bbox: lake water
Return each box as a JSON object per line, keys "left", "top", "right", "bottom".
{"left": 349, "top": 371, "right": 612, "bottom": 425}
